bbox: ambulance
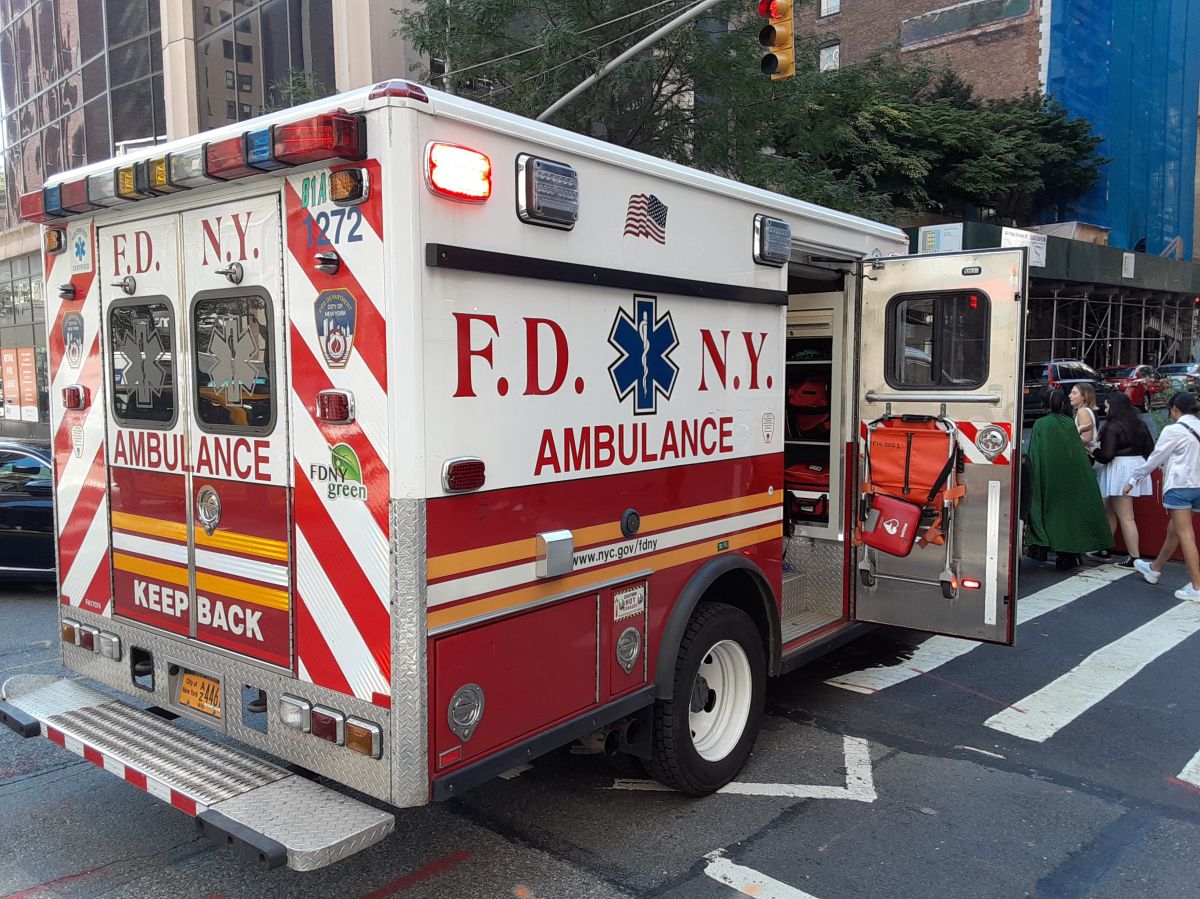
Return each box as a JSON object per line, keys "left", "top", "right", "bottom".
{"left": 0, "top": 80, "right": 1026, "bottom": 870}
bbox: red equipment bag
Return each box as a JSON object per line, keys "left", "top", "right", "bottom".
{"left": 784, "top": 462, "right": 830, "bottom": 491}
{"left": 859, "top": 416, "right": 963, "bottom": 553}
{"left": 860, "top": 493, "right": 924, "bottom": 557}
{"left": 787, "top": 492, "right": 828, "bottom": 521}
{"left": 787, "top": 374, "right": 833, "bottom": 438}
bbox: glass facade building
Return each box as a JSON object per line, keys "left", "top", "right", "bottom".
{"left": 194, "top": 0, "right": 334, "bottom": 132}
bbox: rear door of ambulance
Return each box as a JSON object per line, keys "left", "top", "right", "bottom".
{"left": 103, "top": 194, "right": 292, "bottom": 707}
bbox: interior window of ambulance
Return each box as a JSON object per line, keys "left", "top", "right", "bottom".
{"left": 886, "top": 291, "right": 989, "bottom": 389}
{"left": 192, "top": 292, "right": 274, "bottom": 434}
{"left": 109, "top": 300, "right": 177, "bottom": 427}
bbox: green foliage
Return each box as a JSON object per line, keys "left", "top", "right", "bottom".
{"left": 266, "top": 69, "right": 333, "bottom": 112}
{"left": 395, "top": 1, "right": 1105, "bottom": 224}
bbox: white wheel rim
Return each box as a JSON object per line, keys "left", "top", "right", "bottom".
{"left": 688, "top": 639, "right": 752, "bottom": 763}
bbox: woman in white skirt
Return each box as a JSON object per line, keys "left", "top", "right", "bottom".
{"left": 1090, "top": 392, "right": 1155, "bottom": 567}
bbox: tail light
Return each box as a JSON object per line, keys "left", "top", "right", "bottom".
{"left": 345, "top": 718, "right": 382, "bottom": 758}
{"left": 310, "top": 706, "right": 345, "bottom": 744}
{"left": 61, "top": 619, "right": 80, "bottom": 645}
{"left": 426, "top": 142, "right": 492, "bottom": 202}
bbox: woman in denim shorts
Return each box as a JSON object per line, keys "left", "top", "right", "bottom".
{"left": 1124, "top": 392, "right": 1200, "bottom": 601}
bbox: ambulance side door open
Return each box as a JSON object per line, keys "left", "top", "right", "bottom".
{"left": 854, "top": 248, "right": 1027, "bottom": 644}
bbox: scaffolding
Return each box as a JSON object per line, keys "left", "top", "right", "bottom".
{"left": 1024, "top": 288, "right": 1199, "bottom": 368}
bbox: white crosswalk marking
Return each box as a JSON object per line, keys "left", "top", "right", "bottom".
{"left": 985, "top": 602, "right": 1200, "bottom": 742}
{"left": 825, "top": 568, "right": 1133, "bottom": 694}
{"left": 704, "top": 851, "right": 822, "bottom": 898}
{"left": 1178, "top": 748, "right": 1200, "bottom": 787}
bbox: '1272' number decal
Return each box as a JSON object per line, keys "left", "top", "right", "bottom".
{"left": 304, "top": 207, "right": 363, "bottom": 248}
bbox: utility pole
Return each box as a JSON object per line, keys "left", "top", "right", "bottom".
{"left": 537, "top": 0, "right": 727, "bottom": 122}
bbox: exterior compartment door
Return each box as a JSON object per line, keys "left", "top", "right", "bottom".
{"left": 854, "top": 248, "right": 1027, "bottom": 644}
{"left": 181, "top": 195, "right": 291, "bottom": 668}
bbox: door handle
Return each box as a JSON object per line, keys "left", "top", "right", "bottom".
{"left": 865, "top": 391, "right": 1001, "bottom": 404}
{"left": 196, "top": 485, "right": 222, "bottom": 536}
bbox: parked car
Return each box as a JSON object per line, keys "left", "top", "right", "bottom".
{"left": 1098, "top": 364, "right": 1168, "bottom": 412}
{"left": 0, "top": 440, "right": 54, "bottom": 581}
{"left": 1155, "top": 362, "right": 1200, "bottom": 394}
{"left": 1022, "top": 360, "right": 1115, "bottom": 421}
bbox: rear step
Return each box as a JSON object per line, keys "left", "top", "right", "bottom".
{"left": 0, "top": 675, "right": 393, "bottom": 871}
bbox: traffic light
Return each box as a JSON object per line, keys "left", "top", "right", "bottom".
{"left": 758, "top": 0, "right": 795, "bottom": 80}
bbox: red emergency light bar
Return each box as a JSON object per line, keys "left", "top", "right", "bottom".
{"left": 18, "top": 190, "right": 58, "bottom": 223}
{"left": 274, "top": 112, "right": 366, "bottom": 165}
{"left": 59, "top": 178, "right": 100, "bottom": 213}
{"left": 205, "top": 136, "right": 259, "bottom": 181}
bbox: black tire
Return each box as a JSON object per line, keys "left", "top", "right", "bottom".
{"left": 645, "top": 602, "right": 766, "bottom": 795}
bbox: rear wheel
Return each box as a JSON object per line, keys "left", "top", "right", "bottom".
{"left": 646, "top": 602, "right": 765, "bottom": 795}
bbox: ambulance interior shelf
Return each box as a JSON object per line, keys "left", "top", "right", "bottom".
{"left": 785, "top": 334, "right": 833, "bottom": 526}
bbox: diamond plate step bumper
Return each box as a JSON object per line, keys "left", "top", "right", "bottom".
{"left": 0, "top": 675, "right": 394, "bottom": 871}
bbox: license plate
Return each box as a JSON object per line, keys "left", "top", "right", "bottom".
{"left": 179, "top": 672, "right": 222, "bottom": 719}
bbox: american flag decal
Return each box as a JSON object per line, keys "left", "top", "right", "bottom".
{"left": 623, "top": 193, "right": 668, "bottom": 244}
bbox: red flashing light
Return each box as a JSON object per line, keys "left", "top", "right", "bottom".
{"left": 758, "top": 0, "right": 779, "bottom": 15}
{"left": 426, "top": 143, "right": 492, "bottom": 202}
{"left": 368, "top": 80, "right": 430, "bottom": 102}
{"left": 962, "top": 578, "right": 982, "bottom": 589}
{"left": 204, "top": 136, "right": 258, "bottom": 180}
{"left": 316, "top": 389, "right": 355, "bottom": 424}
{"left": 969, "top": 294, "right": 979, "bottom": 309}
{"left": 18, "top": 190, "right": 54, "bottom": 223}
{"left": 274, "top": 111, "right": 366, "bottom": 165}
{"left": 444, "top": 458, "right": 486, "bottom": 493}
{"left": 62, "top": 385, "right": 90, "bottom": 411}
{"left": 60, "top": 179, "right": 100, "bottom": 213}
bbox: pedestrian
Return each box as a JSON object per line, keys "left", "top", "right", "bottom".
{"left": 1069, "top": 383, "right": 1100, "bottom": 454}
{"left": 1026, "top": 390, "right": 1113, "bottom": 569}
{"left": 1087, "top": 392, "right": 1154, "bottom": 567}
{"left": 1123, "top": 392, "right": 1200, "bottom": 601}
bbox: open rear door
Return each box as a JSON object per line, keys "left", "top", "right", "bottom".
{"left": 854, "top": 248, "right": 1026, "bottom": 644}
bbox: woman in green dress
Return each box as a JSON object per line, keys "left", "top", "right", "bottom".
{"left": 1025, "top": 390, "right": 1113, "bottom": 569}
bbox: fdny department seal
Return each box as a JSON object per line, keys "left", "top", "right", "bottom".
{"left": 63, "top": 312, "right": 85, "bottom": 369}
{"left": 314, "top": 288, "right": 357, "bottom": 369}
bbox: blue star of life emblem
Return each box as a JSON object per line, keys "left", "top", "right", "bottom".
{"left": 73, "top": 234, "right": 87, "bottom": 260}
{"left": 608, "top": 295, "right": 679, "bottom": 415}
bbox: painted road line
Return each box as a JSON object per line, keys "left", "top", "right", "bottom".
{"left": 1178, "top": 748, "right": 1200, "bottom": 788}
{"left": 704, "top": 851, "right": 822, "bottom": 898}
{"left": 985, "top": 602, "right": 1200, "bottom": 742}
{"left": 825, "top": 567, "right": 1134, "bottom": 694}
{"left": 613, "top": 736, "right": 875, "bottom": 801}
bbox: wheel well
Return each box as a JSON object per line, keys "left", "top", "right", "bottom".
{"left": 652, "top": 556, "right": 780, "bottom": 699}
{"left": 700, "top": 569, "right": 775, "bottom": 669}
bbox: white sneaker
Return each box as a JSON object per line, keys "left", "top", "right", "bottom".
{"left": 1174, "top": 584, "right": 1200, "bottom": 602}
{"left": 1134, "top": 558, "right": 1161, "bottom": 584}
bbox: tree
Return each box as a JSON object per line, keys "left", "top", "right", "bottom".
{"left": 266, "top": 69, "right": 333, "bottom": 112}
{"left": 396, "top": 1, "right": 1104, "bottom": 224}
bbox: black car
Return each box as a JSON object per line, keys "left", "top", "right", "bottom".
{"left": 0, "top": 440, "right": 54, "bottom": 581}
{"left": 1022, "top": 360, "right": 1115, "bottom": 421}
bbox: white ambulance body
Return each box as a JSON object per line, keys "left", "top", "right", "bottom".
{"left": 0, "top": 81, "right": 1026, "bottom": 870}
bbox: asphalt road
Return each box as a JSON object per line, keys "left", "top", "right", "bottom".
{"left": 3, "top": 559, "right": 1200, "bottom": 898}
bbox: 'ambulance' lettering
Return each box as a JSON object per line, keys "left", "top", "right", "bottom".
{"left": 534, "top": 416, "right": 734, "bottom": 476}
{"left": 194, "top": 435, "right": 271, "bottom": 481}
{"left": 133, "top": 579, "right": 189, "bottom": 617}
{"left": 197, "top": 594, "right": 264, "bottom": 642}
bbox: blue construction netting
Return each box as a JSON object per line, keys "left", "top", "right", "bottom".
{"left": 1046, "top": 0, "right": 1200, "bottom": 259}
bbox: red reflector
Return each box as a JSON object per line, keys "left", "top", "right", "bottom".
{"left": 79, "top": 629, "right": 96, "bottom": 651}
{"left": 316, "top": 389, "right": 355, "bottom": 424}
{"left": 62, "top": 384, "right": 89, "bottom": 410}
{"left": 204, "top": 136, "right": 257, "bottom": 180}
{"left": 60, "top": 178, "right": 99, "bottom": 213}
{"left": 962, "top": 578, "right": 982, "bottom": 589}
{"left": 273, "top": 111, "right": 365, "bottom": 165}
{"left": 18, "top": 190, "right": 54, "bottom": 223}
{"left": 368, "top": 80, "right": 430, "bottom": 102}
{"left": 444, "top": 458, "right": 486, "bottom": 493}
{"left": 438, "top": 746, "right": 463, "bottom": 768}
{"left": 426, "top": 143, "right": 492, "bottom": 202}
